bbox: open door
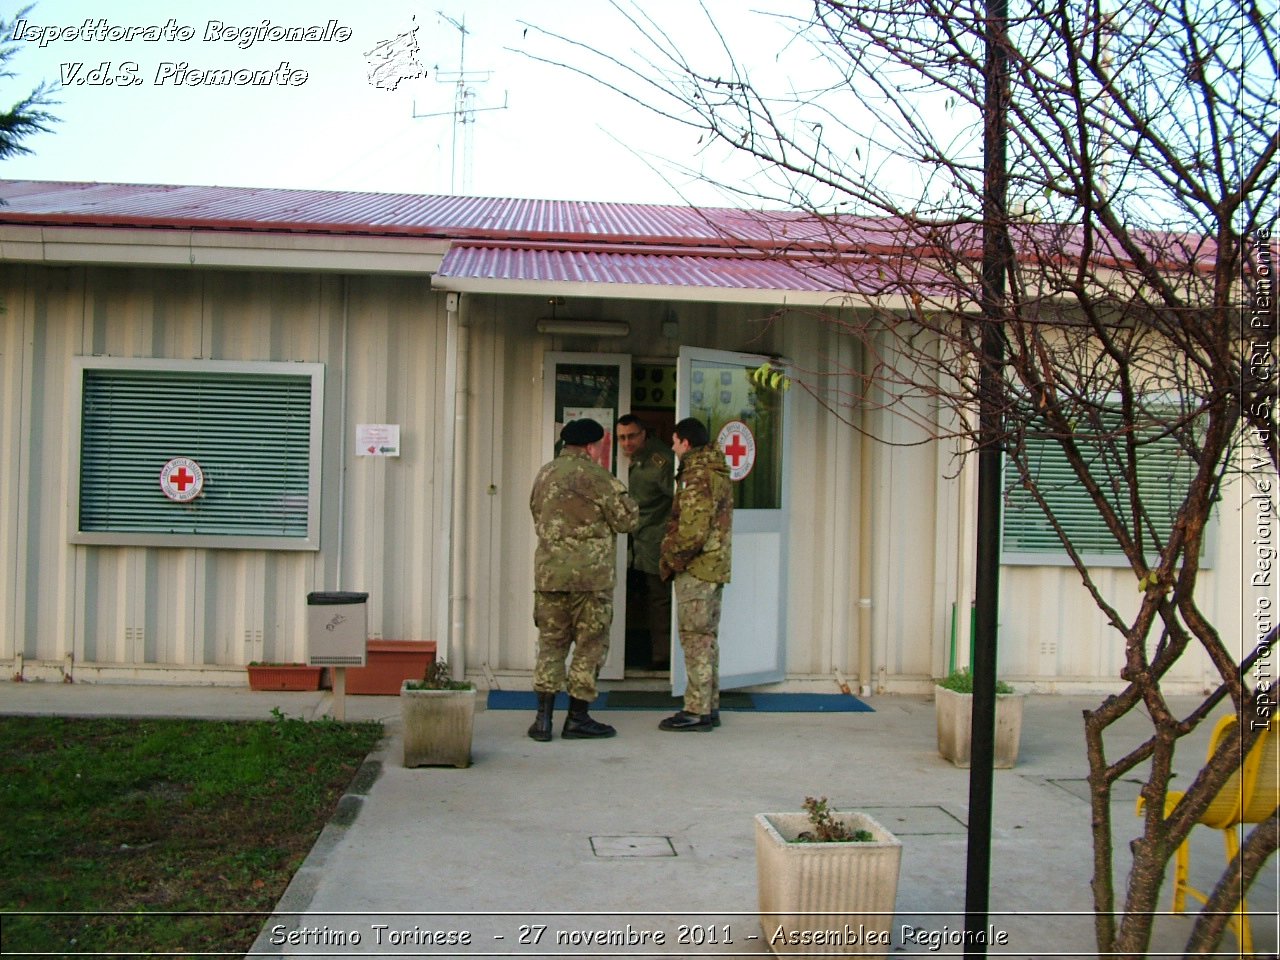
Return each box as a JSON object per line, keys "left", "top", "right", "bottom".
{"left": 542, "top": 352, "right": 631, "bottom": 680}
{"left": 672, "top": 346, "right": 788, "bottom": 695}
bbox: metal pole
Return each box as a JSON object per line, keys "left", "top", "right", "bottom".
{"left": 965, "top": 0, "right": 1008, "bottom": 952}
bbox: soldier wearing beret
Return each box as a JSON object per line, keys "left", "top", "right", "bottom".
{"left": 658, "top": 417, "right": 733, "bottom": 732}
{"left": 528, "top": 418, "right": 639, "bottom": 741}
{"left": 615, "top": 414, "right": 675, "bottom": 669}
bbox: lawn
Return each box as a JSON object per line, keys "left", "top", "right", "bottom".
{"left": 0, "top": 711, "right": 384, "bottom": 955}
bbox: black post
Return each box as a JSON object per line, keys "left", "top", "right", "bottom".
{"left": 965, "top": 0, "right": 1008, "bottom": 953}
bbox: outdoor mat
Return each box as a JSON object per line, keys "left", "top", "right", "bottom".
{"left": 486, "top": 690, "right": 873, "bottom": 713}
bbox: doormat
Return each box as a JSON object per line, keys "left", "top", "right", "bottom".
{"left": 486, "top": 690, "right": 872, "bottom": 713}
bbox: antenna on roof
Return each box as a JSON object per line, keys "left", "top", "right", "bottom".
{"left": 412, "top": 12, "right": 509, "bottom": 195}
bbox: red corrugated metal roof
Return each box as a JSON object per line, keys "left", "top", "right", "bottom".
{"left": 0, "top": 179, "right": 1212, "bottom": 295}
{"left": 0, "top": 179, "right": 919, "bottom": 250}
{"left": 435, "top": 241, "right": 952, "bottom": 296}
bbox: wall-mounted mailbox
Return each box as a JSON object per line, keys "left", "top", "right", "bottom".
{"left": 307, "top": 591, "right": 369, "bottom": 667}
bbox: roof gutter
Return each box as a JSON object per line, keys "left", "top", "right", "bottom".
{"left": 428, "top": 273, "right": 918, "bottom": 310}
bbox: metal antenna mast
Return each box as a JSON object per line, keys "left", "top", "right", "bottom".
{"left": 412, "top": 12, "right": 508, "bottom": 194}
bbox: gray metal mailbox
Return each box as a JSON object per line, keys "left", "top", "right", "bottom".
{"left": 307, "top": 591, "right": 369, "bottom": 667}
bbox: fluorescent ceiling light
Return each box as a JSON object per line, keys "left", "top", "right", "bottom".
{"left": 536, "top": 319, "right": 630, "bottom": 337}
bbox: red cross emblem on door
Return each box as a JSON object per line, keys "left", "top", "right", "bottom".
{"left": 716, "top": 420, "right": 756, "bottom": 481}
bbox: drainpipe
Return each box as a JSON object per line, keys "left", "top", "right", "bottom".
{"left": 336, "top": 278, "right": 351, "bottom": 589}
{"left": 443, "top": 292, "right": 471, "bottom": 683}
{"left": 857, "top": 339, "right": 874, "bottom": 696}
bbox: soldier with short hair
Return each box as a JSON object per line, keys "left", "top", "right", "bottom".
{"left": 528, "top": 418, "right": 639, "bottom": 741}
{"left": 658, "top": 416, "right": 733, "bottom": 732}
{"left": 615, "top": 413, "right": 675, "bottom": 669}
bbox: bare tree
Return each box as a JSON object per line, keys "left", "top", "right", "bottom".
{"left": 522, "top": 0, "right": 1277, "bottom": 955}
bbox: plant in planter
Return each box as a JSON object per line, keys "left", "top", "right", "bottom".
{"left": 400, "top": 659, "right": 475, "bottom": 768}
{"left": 934, "top": 667, "right": 1024, "bottom": 769}
{"left": 755, "top": 796, "right": 902, "bottom": 957}
{"left": 245, "top": 661, "right": 324, "bottom": 692}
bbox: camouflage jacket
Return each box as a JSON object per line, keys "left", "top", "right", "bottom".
{"left": 660, "top": 446, "right": 732, "bottom": 584}
{"left": 626, "top": 437, "right": 674, "bottom": 575}
{"left": 530, "top": 447, "right": 639, "bottom": 591}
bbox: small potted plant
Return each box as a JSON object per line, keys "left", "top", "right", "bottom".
{"left": 400, "top": 659, "right": 475, "bottom": 768}
{"left": 754, "top": 796, "right": 902, "bottom": 956}
{"left": 934, "top": 667, "right": 1024, "bottom": 768}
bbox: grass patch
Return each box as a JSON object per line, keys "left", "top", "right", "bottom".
{"left": 0, "top": 710, "right": 383, "bottom": 955}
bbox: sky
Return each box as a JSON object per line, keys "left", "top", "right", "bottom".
{"left": 1, "top": 0, "right": 801, "bottom": 206}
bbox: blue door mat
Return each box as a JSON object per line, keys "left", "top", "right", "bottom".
{"left": 486, "top": 690, "right": 872, "bottom": 713}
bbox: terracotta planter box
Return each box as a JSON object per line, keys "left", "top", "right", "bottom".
{"left": 246, "top": 664, "right": 324, "bottom": 692}
{"left": 755, "top": 811, "right": 902, "bottom": 957}
{"left": 400, "top": 681, "right": 475, "bottom": 768}
{"left": 344, "top": 640, "right": 437, "bottom": 695}
{"left": 935, "top": 686, "right": 1025, "bottom": 768}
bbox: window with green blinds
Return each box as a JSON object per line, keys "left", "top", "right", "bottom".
{"left": 1001, "top": 410, "right": 1198, "bottom": 565}
{"left": 72, "top": 359, "right": 323, "bottom": 550}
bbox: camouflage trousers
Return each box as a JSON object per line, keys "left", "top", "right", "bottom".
{"left": 674, "top": 572, "right": 723, "bottom": 716}
{"left": 532, "top": 589, "right": 614, "bottom": 702}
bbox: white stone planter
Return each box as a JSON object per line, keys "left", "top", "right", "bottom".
{"left": 934, "top": 686, "right": 1024, "bottom": 769}
{"left": 754, "top": 811, "right": 902, "bottom": 958}
{"left": 400, "top": 681, "right": 475, "bottom": 768}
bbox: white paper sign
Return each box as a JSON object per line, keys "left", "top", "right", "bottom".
{"left": 357, "top": 423, "right": 401, "bottom": 457}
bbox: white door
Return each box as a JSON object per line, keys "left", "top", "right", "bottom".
{"left": 672, "top": 346, "right": 788, "bottom": 694}
{"left": 541, "top": 352, "right": 631, "bottom": 680}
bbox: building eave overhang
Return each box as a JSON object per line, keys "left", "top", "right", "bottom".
{"left": 0, "top": 223, "right": 449, "bottom": 274}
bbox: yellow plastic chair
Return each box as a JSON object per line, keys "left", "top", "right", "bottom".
{"left": 1136, "top": 714, "right": 1278, "bottom": 953}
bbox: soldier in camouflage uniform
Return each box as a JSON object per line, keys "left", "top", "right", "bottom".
{"left": 615, "top": 414, "right": 675, "bottom": 668}
{"left": 658, "top": 417, "right": 732, "bottom": 732}
{"left": 528, "top": 418, "right": 639, "bottom": 741}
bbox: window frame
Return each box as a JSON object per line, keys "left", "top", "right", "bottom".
{"left": 68, "top": 356, "right": 325, "bottom": 551}
{"left": 999, "top": 399, "right": 1212, "bottom": 568}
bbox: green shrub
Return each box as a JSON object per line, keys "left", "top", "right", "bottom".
{"left": 935, "top": 667, "right": 1013, "bottom": 695}
{"left": 790, "top": 796, "right": 873, "bottom": 843}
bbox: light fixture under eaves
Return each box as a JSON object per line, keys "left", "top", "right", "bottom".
{"left": 536, "top": 319, "right": 630, "bottom": 337}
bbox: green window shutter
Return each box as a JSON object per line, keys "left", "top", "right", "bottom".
{"left": 1001, "top": 411, "right": 1196, "bottom": 564}
{"left": 74, "top": 360, "right": 323, "bottom": 550}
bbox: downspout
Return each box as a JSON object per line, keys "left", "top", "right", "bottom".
{"left": 857, "top": 340, "right": 875, "bottom": 696}
{"left": 444, "top": 292, "right": 471, "bottom": 683}
{"left": 336, "top": 278, "right": 350, "bottom": 588}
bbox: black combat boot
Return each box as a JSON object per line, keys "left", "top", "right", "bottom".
{"left": 527, "top": 692, "right": 555, "bottom": 742}
{"left": 561, "top": 697, "right": 616, "bottom": 739}
{"left": 658, "top": 710, "right": 714, "bottom": 732}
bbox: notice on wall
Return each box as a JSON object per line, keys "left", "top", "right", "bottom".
{"left": 357, "top": 423, "right": 401, "bottom": 457}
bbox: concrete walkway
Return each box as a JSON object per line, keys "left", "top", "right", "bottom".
{"left": 0, "top": 681, "right": 1274, "bottom": 958}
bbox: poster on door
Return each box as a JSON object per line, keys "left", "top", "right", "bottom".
{"left": 562, "top": 406, "right": 614, "bottom": 471}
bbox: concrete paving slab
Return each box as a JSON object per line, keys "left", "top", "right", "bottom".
{"left": 0, "top": 681, "right": 1275, "bottom": 958}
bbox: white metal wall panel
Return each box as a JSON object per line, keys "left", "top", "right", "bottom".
{"left": 0, "top": 264, "right": 447, "bottom": 679}
{"left": 0, "top": 261, "right": 1248, "bottom": 691}
{"left": 339, "top": 274, "right": 448, "bottom": 647}
{"left": 779, "top": 317, "right": 863, "bottom": 680}
{"left": 464, "top": 294, "right": 543, "bottom": 678}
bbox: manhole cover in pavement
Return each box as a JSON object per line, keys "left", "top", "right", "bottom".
{"left": 590, "top": 835, "right": 677, "bottom": 858}
{"left": 856, "top": 805, "right": 968, "bottom": 834}
{"left": 1046, "top": 777, "right": 1143, "bottom": 803}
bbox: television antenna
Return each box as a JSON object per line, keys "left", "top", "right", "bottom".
{"left": 413, "top": 12, "right": 509, "bottom": 194}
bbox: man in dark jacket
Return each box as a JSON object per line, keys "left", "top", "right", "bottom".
{"left": 658, "top": 417, "right": 732, "bottom": 731}
{"left": 616, "top": 414, "right": 675, "bottom": 668}
{"left": 528, "top": 418, "right": 639, "bottom": 741}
